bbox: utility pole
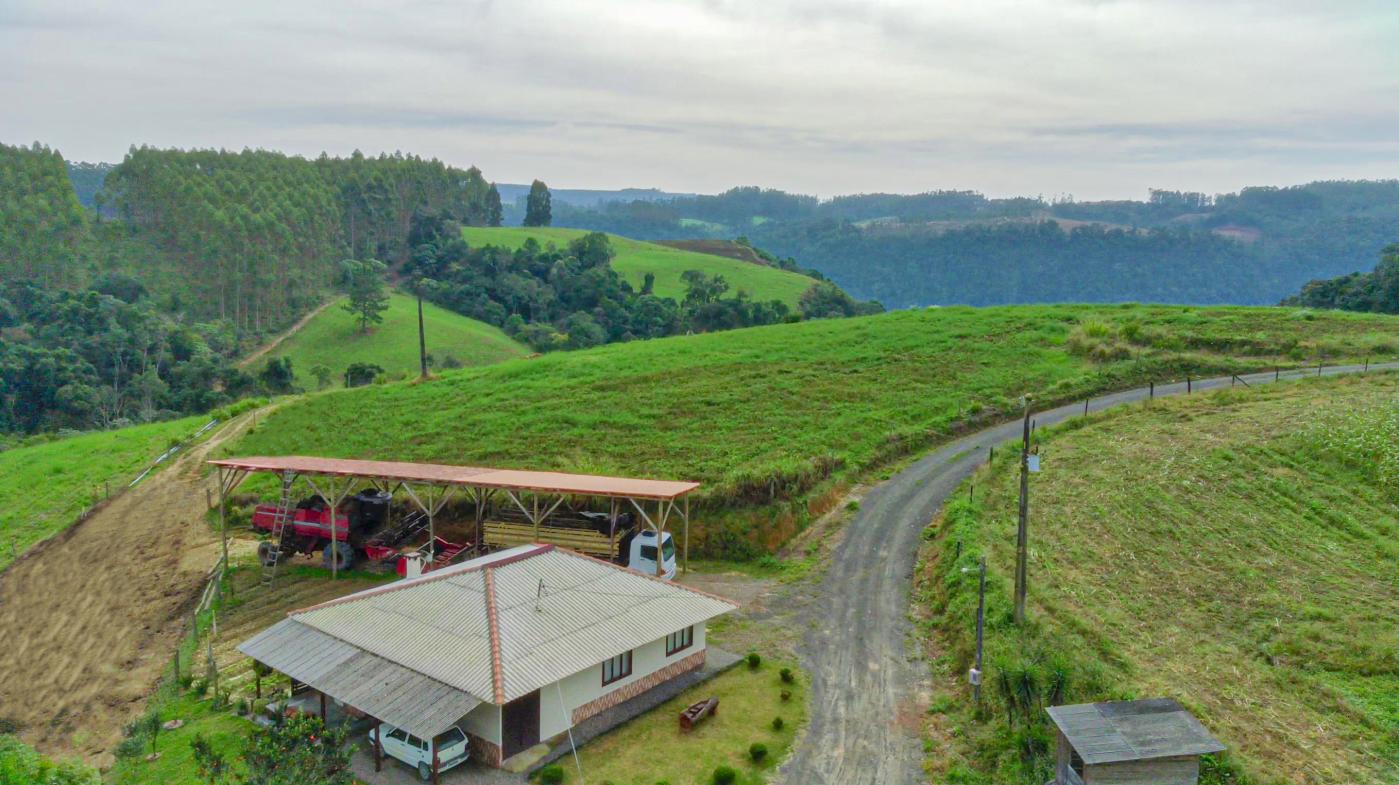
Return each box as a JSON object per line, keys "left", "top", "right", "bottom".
{"left": 416, "top": 284, "right": 429, "bottom": 379}
{"left": 974, "top": 556, "right": 986, "bottom": 706}
{"left": 1014, "top": 395, "right": 1032, "bottom": 625}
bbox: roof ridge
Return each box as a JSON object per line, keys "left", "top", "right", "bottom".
{"left": 484, "top": 567, "right": 506, "bottom": 704}
{"left": 554, "top": 548, "right": 738, "bottom": 607}
{"left": 289, "top": 544, "right": 554, "bottom": 616}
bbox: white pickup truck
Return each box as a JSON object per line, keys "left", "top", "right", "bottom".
{"left": 367, "top": 723, "right": 470, "bottom": 780}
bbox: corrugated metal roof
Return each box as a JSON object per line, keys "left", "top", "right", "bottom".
{"left": 207, "top": 456, "right": 700, "bottom": 500}
{"left": 289, "top": 545, "right": 736, "bottom": 704}
{"left": 1045, "top": 698, "right": 1226, "bottom": 765}
{"left": 238, "top": 620, "right": 481, "bottom": 738}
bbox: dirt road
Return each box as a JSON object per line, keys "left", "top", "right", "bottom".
{"left": 0, "top": 410, "right": 258, "bottom": 763}
{"left": 777, "top": 363, "right": 1393, "bottom": 785}
{"left": 237, "top": 297, "right": 339, "bottom": 369}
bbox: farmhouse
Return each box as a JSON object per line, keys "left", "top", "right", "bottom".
{"left": 238, "top": 543, "right": 736, "bottom": 774}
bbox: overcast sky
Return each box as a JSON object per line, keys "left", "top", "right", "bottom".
{"left": 4, "top": 0, "right": 1397, "bottom": 200}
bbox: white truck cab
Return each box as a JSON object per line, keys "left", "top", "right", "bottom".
{"left": 628, "top": 529, "right": 677, "bottom": 580}
{"left": 367, "top": 723, "right": 470, "bottom": 781}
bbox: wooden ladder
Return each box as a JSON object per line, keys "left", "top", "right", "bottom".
{"left": 259, "top": 471, "right": 297, "bottom": 589}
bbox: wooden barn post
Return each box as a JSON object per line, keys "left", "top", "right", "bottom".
{"left": 374, "top": 720, "right": 383, "bottom": 772}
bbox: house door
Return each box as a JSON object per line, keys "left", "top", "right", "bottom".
{"left": 501, "top": 689, "right": 541, "bottom": 760}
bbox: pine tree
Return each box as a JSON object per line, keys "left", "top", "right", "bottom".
{"left": 523, "top": 179, "right": 552, "bottom": 227}
{"left": 486, "top": 184, "right": 504, "bottom": 227}
{"left": 341, "top": 259, "right": 390, "bottom": 333}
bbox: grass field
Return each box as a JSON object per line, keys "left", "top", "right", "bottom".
{"left": 227, "top": 304, "right": 1397, "bottom": 555}
{"left": 565, "top": 659, "right": 808, "bottom": 785}
{"left": 460, "top": 226, "right": 817, "bottom": 307}
{"left": 257, "top": 292, "right": 528, "bottom": 389}
{"left": 922, "top": 372, "right": 1398, "bottom": 785}
{"left": 0, "top": 415, "right": 212, "bottom": 572}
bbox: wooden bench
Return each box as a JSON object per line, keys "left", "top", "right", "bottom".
{"left": 483, "top": 521, "right": 617, "bottom": 558}
{"left": 679, "top": 697, "right": 718, "bottom": 730}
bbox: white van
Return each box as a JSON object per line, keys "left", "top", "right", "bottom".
{"left": 628, "top": 529, "right": 677, "bottom": 580}
{"left": 367, "top": 723, "right": 470, "bottom": 780}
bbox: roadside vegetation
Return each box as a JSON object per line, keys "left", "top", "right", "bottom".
{"left": 461, "top": 226, "right": 820, "bottom": 307}
{"left": 228, "top": 304, "right": 1398, "bottom": 556}
{"left": 0, "top": 735, "right": 99, "bottom": 784}
{"left": 560, "top": 656, "right": 808, "bottom": 785}
{"left": 260, "top": 292, "right": 528, "bottom": 389}
{"left": 918, "top": 372, "right": 1398, "bottom": 784}
{"left": 0, "top": 414, "right": 215, "bottom": 571}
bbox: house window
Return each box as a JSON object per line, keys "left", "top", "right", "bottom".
{"left": 666, "top": 625, "right": 694, "bottom": 655}
{"left": 602, "top": 650, "right": 633, "bottom": 685}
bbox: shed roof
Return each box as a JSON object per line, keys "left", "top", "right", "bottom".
{"left": 244, "top": 544, "right": 735, "bottom": 710}
{"left": 208, "top": 455, "right": 699, "bottom": 500}
{"left": 238, "top": 620, "right": 481, "bottom": 739}
{"left": 1046, "top": 698, "right": 1226, "bottom": 765}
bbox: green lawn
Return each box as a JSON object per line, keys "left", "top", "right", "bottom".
{"left": 563, "top": 660, "right": 807, "bottom": 785}
{"left": 226, "top": 304, "right": 1397, "bottom": 555}
{"left": 460, "top": 226, "right": 817, "bottom": 307}
{"left": 259, "top": 292, "right": 528, "bottom": 389}
{"left": 0, "top": 415, "right": 213, "bottom": 571}
{"left": 924, "top": 372, "right": 1399, "bottom": 784}
{"left": 107, "top": 692, "right": 253, "bottom": 785}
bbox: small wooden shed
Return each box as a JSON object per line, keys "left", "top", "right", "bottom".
{"left": 1044, "top": 698, "right": 1225, "bottom": 785}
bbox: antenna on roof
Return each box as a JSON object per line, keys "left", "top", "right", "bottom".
{"left": 536, "top": 578, "right": 546, "bottom": 612}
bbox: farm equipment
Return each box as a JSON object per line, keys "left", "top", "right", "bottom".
{"left": 252, "top": 490, "right": 467, "bottom": 573}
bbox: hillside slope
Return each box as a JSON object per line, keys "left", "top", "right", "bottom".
{"left": 0, "top": 415, "right": 215, "bottom": 571}
{"left": 227, "top": 305, "right": 1397, "bottom": 551}
{"left": 256, "top": 292, "right": 528, "bottom": 388}
{"left": 926, "top": 373, "right": 1398, "bottom": 784}
{"left": 460, "top": 226, "right": 817, "bottom": 307}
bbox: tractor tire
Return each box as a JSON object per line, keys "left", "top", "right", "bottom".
{"left": 322, "top": 541, "right": 356, "bottom": 571}
{"left": 257, "top": 541, "right": 279, "bottom": 567}
{"left": 417, "top": 762, "right": 432, "bottom": 782}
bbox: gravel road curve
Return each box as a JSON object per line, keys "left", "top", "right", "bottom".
{"left": 777, "top": 362, "right": 1394, "bottom": 785}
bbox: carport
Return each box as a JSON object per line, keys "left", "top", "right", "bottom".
{"left": 240, "top": 619, "right": 480, "bottom": 783}
{"left": 208, "top": 455, "right": 700, "bottom": 582}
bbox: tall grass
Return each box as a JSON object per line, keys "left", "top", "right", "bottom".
{"left": 922, "top": 373, "right": 1398, "bottom": 784}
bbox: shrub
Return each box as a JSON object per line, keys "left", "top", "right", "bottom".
{"left": 712, "top": 765, "right": 737, "bottom": 784}
{"left": 191, "top": 678, "right": 207, "bottom": 696}
{"left": 780, "top": 689, "right": 792, "bottom": 702}
{"left": 779, "top": 667, "right": 795, "bottom": 684}
{"left": 749, "top": 742, "right": 768, "bottom": 762}
{"left": 538, "top": 764, "right": 565, "bottom": 784}
{"left": 113, "top": 734, "right": 146, "bottom": 760}
{"left": 235, "top": 698, "right": 250, "bottom": 715}
{"left": 771, "top": 716, "right": 785, "bottom": 730}
{"left": 746, "top": 652, "right": 761, "bottom": 669}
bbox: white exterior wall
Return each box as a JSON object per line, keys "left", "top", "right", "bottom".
{"left": 459, "top": 701, "right": 501, "bottom": 744}
{"left": 538, "top": 622, "right": 707, "bottom": 739}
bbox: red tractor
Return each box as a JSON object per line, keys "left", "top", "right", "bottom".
{"left": 253, "top": 490, "right": 467, "bottom": 572}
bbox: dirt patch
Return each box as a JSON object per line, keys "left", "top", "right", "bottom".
{"left": 0, "top": 410, "right": 261, "bottom": 764}
{"left": 654, "top": 239, "right": 768, "bottom": 265}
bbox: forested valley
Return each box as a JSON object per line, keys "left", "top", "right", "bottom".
{"left": 545, "top": 181, "right": 1399, "bottom": 307}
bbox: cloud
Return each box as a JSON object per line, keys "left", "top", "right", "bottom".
{"left": 1, "top": 0, "right": 1397, "bottom": 198}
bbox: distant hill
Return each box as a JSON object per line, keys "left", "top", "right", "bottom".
{"left": 547, "top": 182, "right": 1399, "bottom": 307}
{"left": 253, "top": 291, "right": 528, "bottom": 388}
{"left": 459, "top": 226, "right": 819, "bottom": 307}
{"left": 229, "top": 303, "right": 1398, "bottom": 553}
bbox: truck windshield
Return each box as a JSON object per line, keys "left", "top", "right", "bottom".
{"left": 434, "top": 727, "right": 466, "bottom": 748}
{"left": 640, "top": 540, "right": 676, "bottom": 561}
